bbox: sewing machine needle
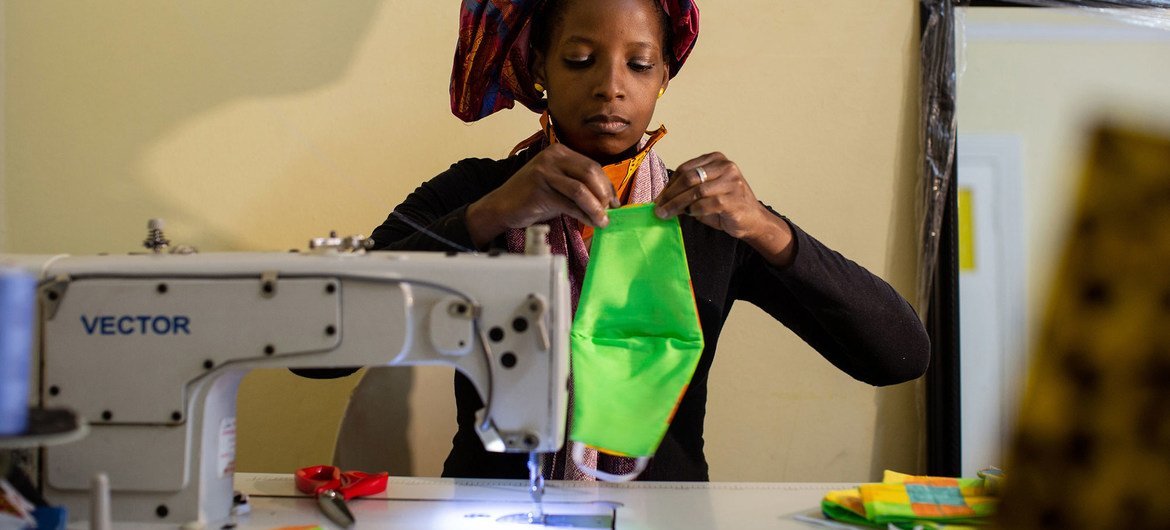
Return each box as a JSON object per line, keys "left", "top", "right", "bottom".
{"left": 527, "top": 452, "right": 545, "bottom": 524}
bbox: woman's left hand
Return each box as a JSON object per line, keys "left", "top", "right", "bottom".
{"left": 653, "top": 152, "right": 796, "bottom": 266}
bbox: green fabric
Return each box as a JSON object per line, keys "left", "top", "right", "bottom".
{"left": 820, "top": 501, "right": 876, "bottom": 527}
{"left": 569, "top": 203, "right": 705, "bottom": 457}
{"left": 820, "top": 501, "right": 985, "bottom": 530}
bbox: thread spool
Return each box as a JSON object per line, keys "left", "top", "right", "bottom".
{"left": 0, "top": 267, "right": 35, "bottom": 436}
{"left": 90, "top": 473, "right": 111, "bottom": 530}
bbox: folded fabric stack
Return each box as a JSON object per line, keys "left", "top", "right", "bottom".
{"left": 821, "top": 470, "right": 1001, "bottom": 529}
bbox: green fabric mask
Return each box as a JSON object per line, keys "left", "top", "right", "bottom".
{"left": 569, "top": 203, "right": 705, "bottom": 480}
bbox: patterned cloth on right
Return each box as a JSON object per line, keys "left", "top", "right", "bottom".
{"left": 821, "top": 469, "right": 1001, "bottom": 529}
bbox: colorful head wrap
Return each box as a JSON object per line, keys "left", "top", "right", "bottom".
{"left": 450, "top": 0, "right": 700, "bottom": 123}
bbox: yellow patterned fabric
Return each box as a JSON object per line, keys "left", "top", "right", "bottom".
{"left": 998, "top": 125, "right": 1170, "bottom": 529}
{"left": 822, "top": 470, "right": 1000, "bottom": 529}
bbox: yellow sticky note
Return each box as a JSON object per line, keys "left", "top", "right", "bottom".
{"left": 958, "top": 187, "right": 976, "bottom": 272}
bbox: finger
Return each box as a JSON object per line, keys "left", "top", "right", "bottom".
{"left": 656, "top": 164, "right": 736, "bottom": 219}
{"left": 654, "top": 169, "right": 702, "bottom": 216}
{"left": 567, "top": 161, "right": 620, "bottom": 210}
{"left": 546, "top": 174, "right": 610, "bottom": 227}
{"left": 657, "top": 179, "right": 708, "bottom": 219}
{"left": 674, "top": 152, "right": 727, "bottom": 178}
{"left": 546, "top": 191, "right": 599, "bottom": 229}
{"left": 551, "top": 146, "right": 620, "bottom": 209}
{"left": 656, "top": 153, "right": 727, "bottom": 209}
{"left": 684, "top": 194, "right": 734, "bottom": 219}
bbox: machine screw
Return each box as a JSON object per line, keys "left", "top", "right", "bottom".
{"left": 49, "top": 386, "right": 60, "bottom": 396}
{"left": 489, "top": 327, "right": 505, "bottom": 342}
{"left": 512, "top": 317, "right": 528, "bottom": 333}
{"left": 264, "top": 344, "right": 275, "bottom": 355}
{"left": 203, "top": 359, "right": 214, "bottom": 370}
{"left": 156, "top": 504, "right": 169, "bottom": 518}
{"left": 144, "top": 219, "right": 171, "bottom": 254}
{"left": 157, "top": 283, "right": 168, "bottom": 294}
{"left": 501, "top": 352, "right": 517, "bottom": 369}
{"left": 325, "top": 325, "right": 337, "bottom": 336}
{"left": 325, "top": 283, "right": 336, "bottom": 294}
{"left": 171, "top": 411, "right": 182, "bottom": 421}
{"left": 101, "top": 411, "right": 112, "bottom": 421}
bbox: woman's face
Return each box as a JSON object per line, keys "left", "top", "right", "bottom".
{"left": 535, "top": 0, "right": 670, "bottom": 164}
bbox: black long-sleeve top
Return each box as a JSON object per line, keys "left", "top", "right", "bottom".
{"left": 370, "top": 148, "right": 930, "bottom": 481}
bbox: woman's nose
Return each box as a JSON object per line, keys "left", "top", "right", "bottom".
{"left": 592, "top": 61, "right": 626, "bottom": 101}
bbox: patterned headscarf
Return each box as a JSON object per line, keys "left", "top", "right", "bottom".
{"left": 451, "top": 0, "right": 700, "bottom": 123}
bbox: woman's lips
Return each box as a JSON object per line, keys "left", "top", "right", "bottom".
{"left": 584, "top": 115, "right": 630, "bottom": 134}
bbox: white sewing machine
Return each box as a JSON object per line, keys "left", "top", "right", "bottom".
{"left": 2, "top": 228, "right": 570, "bottom": 527}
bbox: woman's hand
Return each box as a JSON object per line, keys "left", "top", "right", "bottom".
{"left": 466, "top": 143, "right": 618, "bottom": 248}
{"left": 653, "top": 152, "right": 796, "bottom": 267}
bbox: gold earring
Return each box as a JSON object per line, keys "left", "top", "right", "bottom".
{"left": 535, "top": 82, "right": 545, "bottom": 94}
{"left": 658, "top": 87, "right": 666, "bottom": 99}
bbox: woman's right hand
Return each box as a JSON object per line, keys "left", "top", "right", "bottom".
{"left": 466, "top": 143, "right": 618, "bottom": 248}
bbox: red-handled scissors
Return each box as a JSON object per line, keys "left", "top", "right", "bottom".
{"left": 295, "top": 465, "right": 388, "bottom": 500}
{"left": 295, "top": 465, "right": 388, "bottom": 528}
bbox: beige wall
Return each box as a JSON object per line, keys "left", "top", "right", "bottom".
{"left": 3, "top": 1, "right": 923, "bottom": 482}
{"left": 957, "top": 7, "right": 1170, "bottom": 342}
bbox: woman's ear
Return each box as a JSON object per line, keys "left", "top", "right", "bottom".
{"left": 531, "top": 49, "right": 548, "bottom": 89}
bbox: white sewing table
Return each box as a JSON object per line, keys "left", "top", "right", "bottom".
{"left": 212, "top": 473, "right": 854, "bottom": 529}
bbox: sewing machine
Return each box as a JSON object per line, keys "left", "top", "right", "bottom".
{"left": 2, "top": 227, "right": 570, "bottom": 527}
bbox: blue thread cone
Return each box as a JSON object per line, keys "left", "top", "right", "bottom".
{"left": 0, "top": 267, "right": 35, "bottom": 436}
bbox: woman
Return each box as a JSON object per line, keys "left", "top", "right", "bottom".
{"left": 360, "top": 0, "right": 929, "bottom": 481}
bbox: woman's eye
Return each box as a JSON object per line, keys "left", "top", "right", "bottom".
{"left": 563, "top": 57, "right": 592, "bottom": 68}
{"left": 629, "top": 62, "right": 654, "bottom": 73}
